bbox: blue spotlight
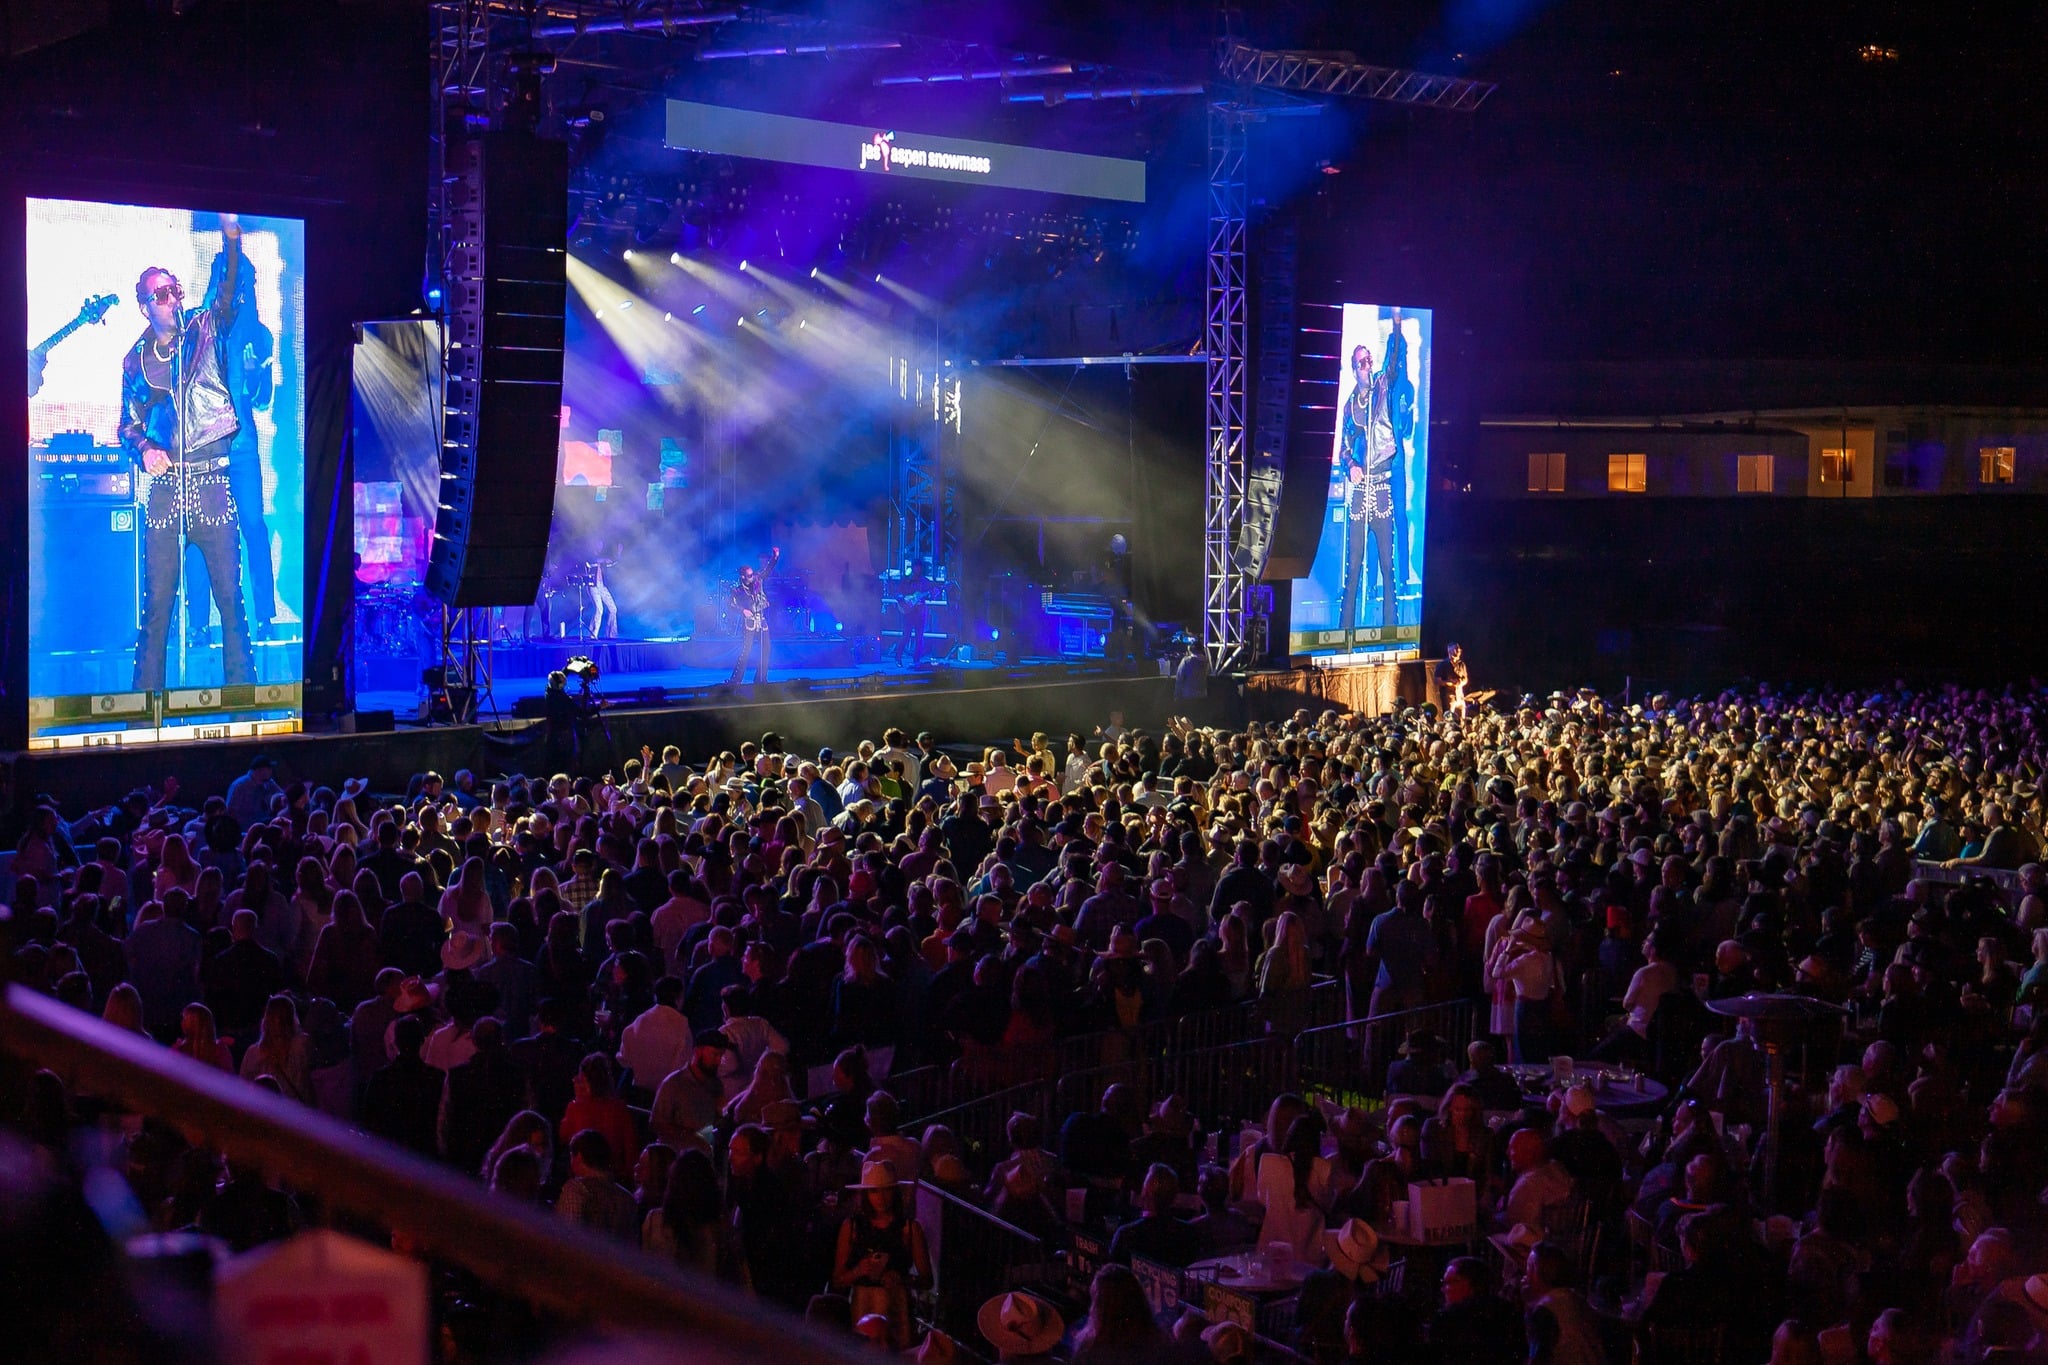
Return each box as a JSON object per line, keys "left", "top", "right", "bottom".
{"left": 756, "top": 309, "right": 769, "bottom": 319}
{"left": 691, "top": 304, "right": 707, "bottom": 315}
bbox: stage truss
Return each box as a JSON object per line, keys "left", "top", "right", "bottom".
{"left": 1200, "top": 35, "right": 1494, "bottom": 671}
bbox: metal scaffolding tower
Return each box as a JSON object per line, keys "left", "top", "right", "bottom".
{"left": 1200, "top": 36, "right": 1495, "bottom": 672}
{"left": 1202, "top": 98, "right": 1249, "bottom": 671}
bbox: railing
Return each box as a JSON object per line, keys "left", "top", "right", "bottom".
{"left": 914, "top": 998, "right": 1483, "bottom": 1170}
{"left": 1914, "top": 859, "right": 2026, "bottom": 906}
{"left": 914, "top": 1182, "right": 1059, "bottom": 1346}
{"left": 888, "top": 978, "right": 1345, "bottom": 1124}
{"left": 0, "top": 984, "right": 867, "bottom": 1360}
{"left": 1295, "top": 998, "right": 1480, "bottom": 1105}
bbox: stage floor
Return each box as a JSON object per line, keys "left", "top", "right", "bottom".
{"left": 355, "top": 650, "right": 1027, "bottom": 722}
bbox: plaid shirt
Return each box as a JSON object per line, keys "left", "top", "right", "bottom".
{"left": 560, "top": 869, "right": 602, "bottom": 913}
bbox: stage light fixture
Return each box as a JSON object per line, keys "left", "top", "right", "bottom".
{"left": 809, "top": 267, "right": 819, "bottom": 278}
{"left": 756, "top": 309, "right": 769, "bottom": 319}
{"left": 622, "top": 248, "right": 635, "bottom": 259}
{"left": 691, "top": 304, "right": 707, "bottom": 315}
{"left": 663, "top": 311, "right": 673, "bottom": 322}
{"left": 617, "top": 299, "right": 633, "bottom": 310}
{"left": 874, "top": 273, "right": 883, "bottom": 282}
{"left": 739, "top": 259, "right": 749, "bottom": 270}
{"left": 670, "top": 252, "right": 684, "bottom": 265}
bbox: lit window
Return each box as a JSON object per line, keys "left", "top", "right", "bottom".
{"left": 1527, "top": 452, "right": 1567, "bottom": 493}
{"left": 1606, "top": 452, "right": 1646, "bottom": 493}
{"left": 1736, "top": 454, "right": 1775, "bottom": 493}
{"left": 1979, "top": 446, "right": 2015, "bottom": 485}
{"left": 1820, "top": 447, "right": 1856, "bottom": 484}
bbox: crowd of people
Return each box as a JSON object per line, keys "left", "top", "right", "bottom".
{"left": 4, "top": 681, "right": 2048, "bottom": 1365}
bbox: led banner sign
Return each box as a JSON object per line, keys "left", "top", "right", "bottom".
{"left": 665, "top": 100, "right": 1147, "bottom": 203}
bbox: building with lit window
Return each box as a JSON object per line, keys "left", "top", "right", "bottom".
{"left": 1474, "top": 407, "right": 2048, "bottom": 498}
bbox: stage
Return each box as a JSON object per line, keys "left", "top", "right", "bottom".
{"left": 9, "top": 666, "right": 1183, "bottom": 810}
{"left": 349, "top": 628, "right": 1124, "bottom": 719}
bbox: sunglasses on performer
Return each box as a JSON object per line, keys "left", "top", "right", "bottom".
{"left": 149, "top": 283, "right": 184, "bottom": 304}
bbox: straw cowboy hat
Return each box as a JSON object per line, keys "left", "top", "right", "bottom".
{"left": 909, "top": 1330, "right": 961, "bottom": 1365}
{"left": 440, "top": 930, "right": 487, "bottom": 973}
{"left": 848, "top": 1160, "right": 912, "bottom": 1191}
{"left": 392, "top": 976, "right": 436, "bottom": 1014}
{"left": 978, "top": 1292, "right": 1065, "bottom": 1357}
{"left": 1200, "top": 1321, "right": 1251, "bottom": 1361}
{"left": 1099, "top": 926, "right": 1142, "bottom": 960}
{"left": 1324, "top": 1218, "right": 1386, "bottom": 1283}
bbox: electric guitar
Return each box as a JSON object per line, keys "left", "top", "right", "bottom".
{"left": 27, "top": 294, "right": 120, "bottom": 398}
{"left": 735, "top": 547, "right": 781, "bottom": 632}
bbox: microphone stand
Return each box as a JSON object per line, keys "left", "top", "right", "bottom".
{"left": 171, "top": 301, "right": 190, "bottom": 696}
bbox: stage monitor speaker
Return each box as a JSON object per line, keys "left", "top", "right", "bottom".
{"left": 427, "top": 130, "right": 567, "bottom": 608}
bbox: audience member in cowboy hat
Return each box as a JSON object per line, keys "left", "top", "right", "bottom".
{"left": 440, "top": 928, "right": 488, "bottom": 976}
{"left": 1386, "top": 1029, "right": 1454, "bottom": 1097}
{"left": 1109, "top": 1162, "right": 1203, "bottom": 1268}
{"left": 1324, "top": 1217, "right": 1391, "bottom": 1284}
{"left": 832, "top": 1160, "right": 930, "bottom": 1348}
{"left": 1200, "top": 1319, "right": 1253, "bottom": 1365}
{"left": 905, "top": 1329, "right": 960, "bottom": 1364}
{"left": 979, "top": 1291, "right": 1065, "bottom": 1361}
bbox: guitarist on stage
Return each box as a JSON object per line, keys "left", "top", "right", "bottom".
{"left": 892, "top": 558, "right": 932, "bottom": 665}
{"left": 1435, "top": 642, "right": 1470, "bottom": 717}
{"left": 119, "top": 213, "right": 256, "bottom": 692}
{"left": 727, "top": 546, "right": 780, "bottom": 684}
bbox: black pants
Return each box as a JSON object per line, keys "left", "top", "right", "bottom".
{"left": 730, "top": 627, "right": 770, "bottom": 683}
{"left": 893, "top": 607, "right": 927, "bottom": 663}
{"left": 136, "top": 467, "right": 255, "bottom": 691}
{"left": 1339, "top": 510, "right": 1396, "bottom": 634}
{"left": 181, "top": 436, "right": 275, "bottom": 630}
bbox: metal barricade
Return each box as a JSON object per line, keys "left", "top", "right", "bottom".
{"left": 1295, "top": 999, "right": 1478, "bottom": 1103}
{"left": 914, "top": 1183, "right": 1059, "bottom": 1347}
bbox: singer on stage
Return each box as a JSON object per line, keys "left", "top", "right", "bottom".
{"left": 728, "top": 546, "right": 779, "bottom": 684}
{"left": 119, "top": 213, "right": 256, "bottom": 692}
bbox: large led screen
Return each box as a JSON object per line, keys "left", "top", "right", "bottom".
{"left": 1287, "top": 302, "right": 1430, "bottom": 658}
{"left": 26, "top": 198, "right": 305, "bottom": 747}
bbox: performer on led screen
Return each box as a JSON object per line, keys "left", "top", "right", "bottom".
{"left": 119, "top": 213, "right": 256, "bottom": 691}
{"left": 181, "top": 246, "right": 279, "bottom": 643}
{"left": 727, "top": 545, "right": 780, "bottom": 684}
{"left": 1336, "top": 314, "right": 1408, "bottom": 634}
